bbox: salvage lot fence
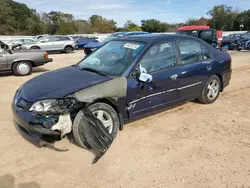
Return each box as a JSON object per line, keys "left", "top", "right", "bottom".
{"left": 0, "top": 31, "right": 247, "bottom": 42}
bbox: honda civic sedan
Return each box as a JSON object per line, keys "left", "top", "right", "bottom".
{"left": 12, "top": 34, "right": 232, "bottom": 148}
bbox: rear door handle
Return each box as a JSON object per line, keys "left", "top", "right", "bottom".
{"left": 170, "top": 74, "right": 178, "bottom": 80}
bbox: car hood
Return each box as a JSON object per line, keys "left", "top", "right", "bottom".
{"left": 19, "top": 66, "right": 112, "bottom": 102}
{"left": 84, "top": 42, "right": 105, "bottom": 48}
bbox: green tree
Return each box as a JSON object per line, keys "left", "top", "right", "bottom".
{"left": 73, "top": 20, "right": 91, "bottom": 34}
{"left": 124, "top": 20, "right": 142, "bottom": 31}
{"left": 8, "top": 0, "right": 33, "bottom": 33}
{"left": 89, "top": 15, "right": 116, "bottom": 33}
{"left": 185, "top": 18, "right": 199, "bottom": 25}
{"left": 207, "top": 5, "right": 239, "bottom": 30}
{"left": 141, "top": 19, "right": 169, "bottom": 32}
{"left": 0, "top": 0, "right": 16, "bottom": 34}
{"left": 233, "top": 10, "right": 250, "bottom": 31}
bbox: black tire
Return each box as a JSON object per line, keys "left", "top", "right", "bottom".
{"left": 64, "top": 46, "right": 74, "bottom": 53}
{"left": 12, "top": 61, "right": 32, "bottom": 76}
{"left": 198, "top": 75, "right": 221, "bottom": 104}
{"left": 30, "top": 46, "right": 40, "bottom": 50}
{"left": 72, "top": 102, "right": 119, "bottom": 149}
{"left": 237, "top": 47, "right": 242, "bottom": 51}
{"left": 84, "top": 48, "right": 92, "bottom": 56}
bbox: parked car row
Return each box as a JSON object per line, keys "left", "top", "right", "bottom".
{"left": 220, "top": 32, "right": 250, "bottom": 51}
{"left": 0, "top": 40, "right": 53, "bottom": 76}
{"left": 1, "top": 32, "right": 152, "bottom": 76}
{"left": 6, "top": 35, "right": 78, "bottom": 54}
{"left": 83, "top": 31, "right": 150, "bottom": 55}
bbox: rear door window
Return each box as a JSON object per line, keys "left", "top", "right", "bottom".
{"left": 179, "top": 40, "right": 203, "bottom": 65}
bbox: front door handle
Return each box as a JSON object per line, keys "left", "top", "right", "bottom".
{"left": 170, "top": 74, "right": 178, "bottom": 80}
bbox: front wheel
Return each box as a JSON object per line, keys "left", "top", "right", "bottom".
{"left": 198, "top": 75, "right": 221, "bottom": 104}
{"left": 84, "top": 48, "right": 92, "bottom": 56}
{"left": 12, "top": 61, "right": 32, "bottom": 76}
{"left": 64, "top": 46, "right": 74, "bottom": 53}
{"left": 72, "top": 102, "right": 119, "bottom": 149}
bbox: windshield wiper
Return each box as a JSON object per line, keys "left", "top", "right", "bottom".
{"left": 80, "top": 67, "right": 107, "bottom": 77}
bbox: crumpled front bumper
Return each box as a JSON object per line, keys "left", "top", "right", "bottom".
{"left": 12, "top": 102, "right": 61, "bottom": 147}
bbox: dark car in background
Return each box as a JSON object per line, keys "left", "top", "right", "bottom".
{"left": 83, "top": 31, "right": 150, "bottom": 55}
{"left": 76, "top": 37, "right": 99, "bottom": 49}
{"left": 12, "top": 34, "right": 231, "bottom": 151}
{"left": 176, "top": 26, "right": 218, "bottom": 47}
{"left": 220, "top": 33, "right": 250, "bottom": 50}
{"left": 220, "top": 33, "right": 241, "bottom": 50}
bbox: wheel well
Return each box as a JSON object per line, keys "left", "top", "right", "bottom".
{"left": 30, "top": 46, "right": 40, "bottom": 49}
{"left": 11, "top": 60, "right": 34, "bottom": 70}
{"left": 91, "top": 98, "right": 124, "bottom": 131}
{"left": 65, "top": 45, "right": 73, "bottom": 49}
{"left": 215, "top": 73, "right": 223, "bottom": 92}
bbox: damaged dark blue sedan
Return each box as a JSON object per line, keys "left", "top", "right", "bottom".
{"left": 12, "top": 34, "right": 232, "bottom": 162}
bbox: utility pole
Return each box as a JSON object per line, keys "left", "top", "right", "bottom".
{"left": 240, "top": 18, "right": 244, "bottom": 31}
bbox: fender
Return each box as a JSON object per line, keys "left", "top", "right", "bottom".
{"left": 70, "top": 77, "right": 128, "bottom": 131}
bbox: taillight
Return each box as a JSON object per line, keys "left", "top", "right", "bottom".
{"left": 44, "top": 54, "right": 48, "bottom": 59}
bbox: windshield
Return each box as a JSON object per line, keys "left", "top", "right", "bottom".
{"left": 102, "top": 33, "right": 126, "bottom": 43}
{"left": 78, "top": 40, "right": 145, "bottom": 76}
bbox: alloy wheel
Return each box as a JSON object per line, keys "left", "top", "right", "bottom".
{"left": 207, "top": 80, "right": 219, "bottom": 100}
{"left": 16, "top": 62, "right": 30, "bottom": 75}
{"left": 92, "top": 110, "right": 113, "bottom": 134}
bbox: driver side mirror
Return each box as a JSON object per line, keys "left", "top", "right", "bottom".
{"left": 138, "top": 72, "right": 153, "bottom": 83}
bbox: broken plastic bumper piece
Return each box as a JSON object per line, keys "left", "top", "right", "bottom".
{"left": 79, "top": 108, "right": 114, "bottom": 164}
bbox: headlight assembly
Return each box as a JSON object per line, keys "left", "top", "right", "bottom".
{"left": 29, "top": 98, "right": 81, "bottom": 114}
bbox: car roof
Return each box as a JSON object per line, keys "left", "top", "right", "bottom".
{"left": 116, "top": 34, "right": 200, "bottom": 44}
{"left": 113, "top": 31, "right": 149, "bottom": 35}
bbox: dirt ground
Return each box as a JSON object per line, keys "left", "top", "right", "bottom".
{"left": 0, "top": 50, "right": 250, "bottom": 188}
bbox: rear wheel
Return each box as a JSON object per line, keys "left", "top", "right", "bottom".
{"left": 72, "top": 102, "right": 119, "bottom": 148}
{"left": 12, "top": 61, "right": 32, "bottom": 76}
{"left": 198, "top": 75, "right": 221, "bottom": 104}
{"left": 64, "top": 46, "right": 74, "bottom": 53}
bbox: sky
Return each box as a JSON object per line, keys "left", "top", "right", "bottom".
{"left": 15, "top": 0, "right": 250, "bottom": 27}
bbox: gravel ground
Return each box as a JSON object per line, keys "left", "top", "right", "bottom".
{"left": 0, "top": 50, "right": 250, "bottom": 188}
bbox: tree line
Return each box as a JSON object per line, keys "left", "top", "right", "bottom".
{"left": 1, "top": 0, "right": 250, "bottom": 35}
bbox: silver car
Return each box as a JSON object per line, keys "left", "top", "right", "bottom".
{"left": 6, "top": 38, "right": 35, "bottom": 46}
{"left": 22, "top": 35, "right": 78, "bottom": 53}
{"left": 0, "top": 41, "right": 53, "bottom": 76}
